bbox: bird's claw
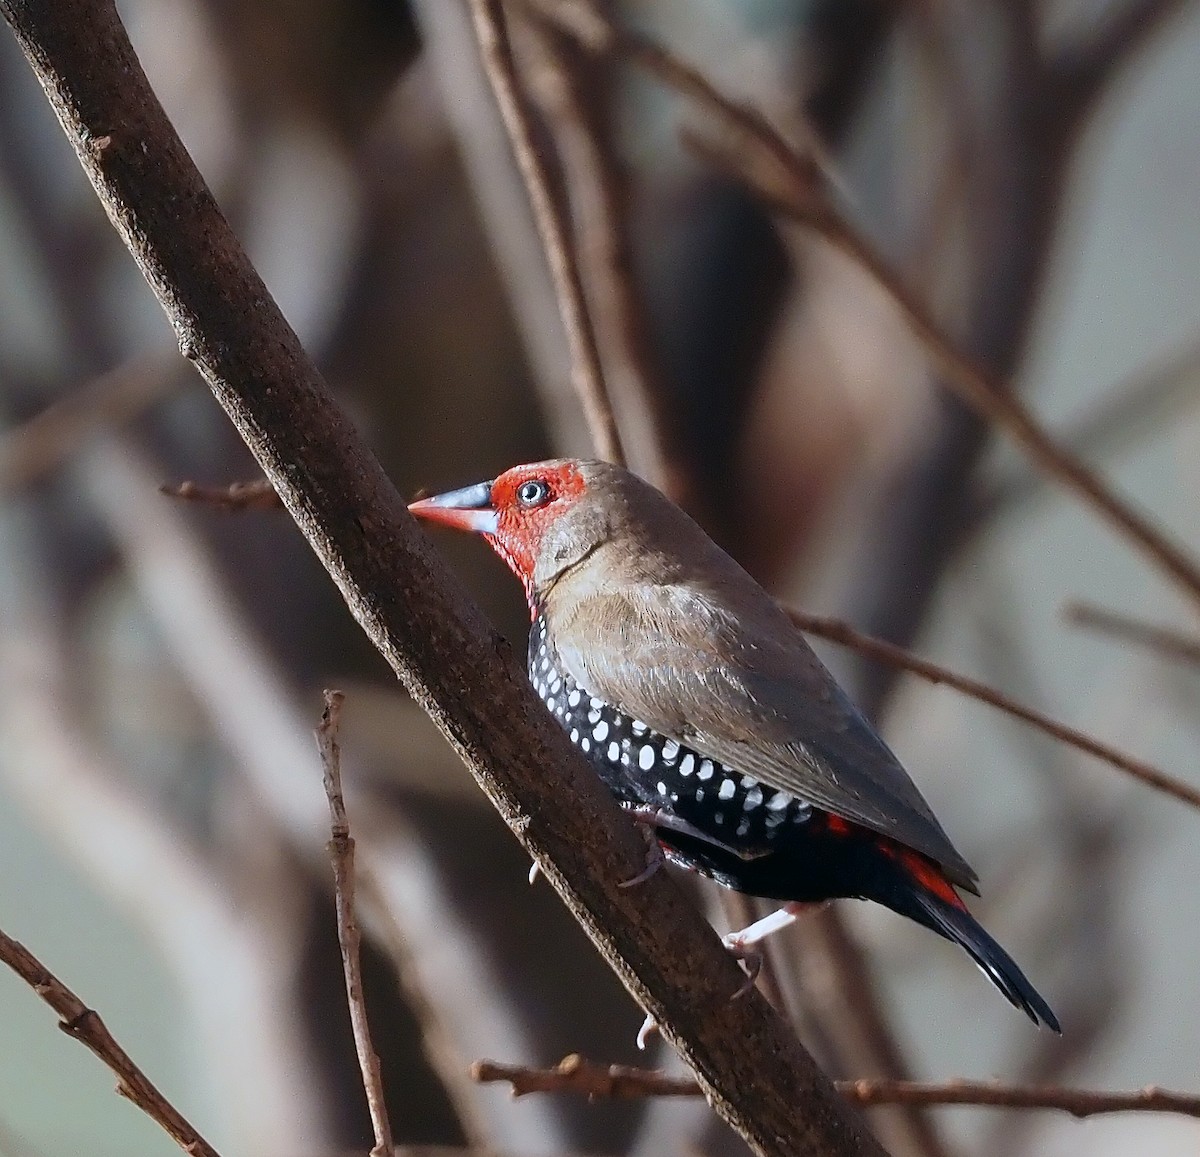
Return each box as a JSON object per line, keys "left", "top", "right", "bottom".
{"left": 634, "top": 938, "right": 760, "bottom": 1050}
{"left": 722, "top": 932, "right": 764, "bottom": 999}
{"left": 528, "top": 860, "right": 541, "bottom": 886}
{"left": 619, "top": 826, "right": 665, "bottom": 889}
{"left": 636, "top": 1012, "right": 659, "bottom": 1051}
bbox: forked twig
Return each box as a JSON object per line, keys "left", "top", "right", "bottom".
{"left": 0, "top": 928, "right": 221, "bottom": 1156}
{"left": 474, "top": 1055, "right": 1200, "bottom": 1120}
{"left": 316, "top": 690, "right": 395, "bottom": 1157}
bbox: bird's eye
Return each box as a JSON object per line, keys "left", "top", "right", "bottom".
{"left": 516, "top": 479, "right": 551, "bottom": 508}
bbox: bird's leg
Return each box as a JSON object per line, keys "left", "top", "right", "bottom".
{"left": 723, "top": 902, "right": 807, "bottom": 952}
{"left": 634, "top": 931, "right": 772, "bottom": 1048}
{"left": 635, "top": 904, "right": 813, "bottom": 1049}
{"left": 722, "top": 902, "right": 821, "bottom": 997}
{"left": 621, "top": 804, "right": 739, "bottom": 853}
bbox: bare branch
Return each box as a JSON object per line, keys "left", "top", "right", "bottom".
{"left": 474, "top": 1055, "right": 1200, "bottom": 1120}
{"left": 475, "top": 1055, "right": 698, "bottom": 1099}
{"left": 701, "top": 140, "right": 1200, "bottom": 611}
{"left": 526, "top": 0, "right": 1200, "bottom": 610}
{"left": 518, "top": 0, "right": 831, "bottom": 209}
{"left": 976, "top": 336, "right": 1200, "bottom": 522}
{"left": 0, "top": 927, "right": 221, "bottom": 1157}
{"left": 316, "top": 690, "right": 396, "bottom": 1157}
{"left": 1064, "top": 601, "right": 1200, "bottom": 668}
{"left": 786, "top": 608, "right": 1200, "bottom": 811}
{"left": 159, "top": 477, "right": 283, "bottom": 510}
{"left": 467, "top": 0, "right": 624, "bottom": 465}
{"left": 522, "top": 22, "right": 684, "bottom": 499}
{"left": 0, "top": 3, "right": 888, "bottom": 1154}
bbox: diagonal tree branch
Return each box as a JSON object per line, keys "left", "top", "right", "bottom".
{"left": 0, "top": 2, "right": 886, "bottom": 1155}
{"left": 1063, "top": 601, "right": 1200, "bottom": 668}
{"left": 0, "top": 927, "right": 222, "bottom": 1157}
{"left": 787, "top": 609, "right": 1200, "bottom": 810}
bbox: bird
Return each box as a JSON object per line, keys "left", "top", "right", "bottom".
{"left": 409, "top": 458, "right": 1060, "bottom": 1031}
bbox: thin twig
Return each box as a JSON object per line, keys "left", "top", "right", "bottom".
{"left": 474, "top": 1055, "right": 698, "bottom": 1099}
{"left": 522, "top": 21, "right": 684, "bottom": 498}
{"left": 786, "top": 607, "right": 1200, "bottom": 811}
{"left": 159, "top": 477, "right": 283, "bottom": 511}
{"left": 692, "top": 139, "right": 1200, "bottom": 612}
{"left": 1064, "top": 601, "right": 1200, "bottom": 668}
{"left": 316, "top": 690, "right": 395, "bottom": 1157}
{"left": 0, "top": 927, "right": 221, "bottom": 1157}
{"left": 526, "top": 0, "right": 1200, "bottom": 611}
{"left": 467, "top": 0, "right": 624, "bottom": 466}
{"left": 518, "top": 0, "right": 831, "bottom": 207}
{"left": 975, "top": 336, "right": 1200, "bottom": 522}
{"left": 473, "top": 1055, "right": 1200, "bottom": 1119}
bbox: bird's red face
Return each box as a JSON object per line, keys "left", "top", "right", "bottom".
{"left": 409, "top": 460, "right": 587, "bottom": 608}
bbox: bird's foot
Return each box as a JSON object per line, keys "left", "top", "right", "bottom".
{"left": 633, "top": 932, "right": 764, "bottom": 1050}
{"left": 720, "top": 933, "right": 764, "bottom": 998}
{"left": 621, "top": 803, "right": 742, "bottom": 856}
{"left": 636, "top": 1012, "right": 659, "bottom": 1051}
{"left": 619, "top": 824, "right": 665, "bottom": 889}
{"left": 720, "top": 901, "right": 816, "bottom": 996}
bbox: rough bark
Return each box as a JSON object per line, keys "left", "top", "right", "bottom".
{"left": 0, "top": 2, "right": 889, "bottom": 1155}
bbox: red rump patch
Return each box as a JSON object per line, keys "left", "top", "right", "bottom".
{"left": 819, "top": 810, "right": 965, "bottom": 909}
{"left": 892, "top": 846, "right": 966, "bottom": 908}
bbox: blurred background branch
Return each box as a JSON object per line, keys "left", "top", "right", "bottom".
{"left": 0, "top": 1, "right": 1196, "bottom": 1156}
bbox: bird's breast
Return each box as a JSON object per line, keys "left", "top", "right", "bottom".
{"left": 528, "top": 614, "right": 816, "bottom": 859}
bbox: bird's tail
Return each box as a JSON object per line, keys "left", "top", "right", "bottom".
{"left": 883, "top": 857, "right": 1061, "bottom": 1032}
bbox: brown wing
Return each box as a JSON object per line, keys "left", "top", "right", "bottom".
{"left": 547, "top": 581, "right": 978, "bottom": 891}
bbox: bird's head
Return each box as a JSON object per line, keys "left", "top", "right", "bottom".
{"left": 409, "top": 459, "right": 627, "bottom": 608}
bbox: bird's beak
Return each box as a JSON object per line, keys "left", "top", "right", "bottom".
{"left": 408, "top": 480, "right": 499, "bottom": 535}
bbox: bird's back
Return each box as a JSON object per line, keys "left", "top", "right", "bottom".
{"left": 539, "top": 483, "right": 977, "bottom": 889}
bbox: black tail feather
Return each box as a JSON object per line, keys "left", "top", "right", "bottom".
{"left": 890, "top": 885, "right": 1061, "bottom": 1033}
